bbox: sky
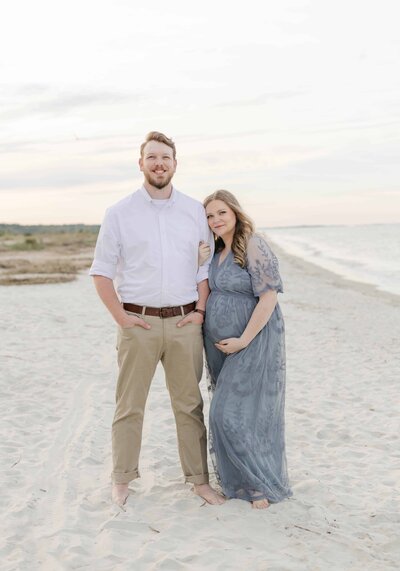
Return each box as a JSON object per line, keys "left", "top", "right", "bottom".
{"left": 1, "top": 0, "right": 399, "bottom": 227}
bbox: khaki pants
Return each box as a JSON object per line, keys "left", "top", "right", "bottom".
{"left": 112, "top": 313, "right": 209, "bottom": 485}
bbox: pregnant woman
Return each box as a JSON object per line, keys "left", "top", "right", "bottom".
{"left": 200, "top": 190, "right": 292, "bottom": 509}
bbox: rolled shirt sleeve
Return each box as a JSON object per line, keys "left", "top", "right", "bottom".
{"left": 89, "top": 208, "right": 120, "bottom": 279}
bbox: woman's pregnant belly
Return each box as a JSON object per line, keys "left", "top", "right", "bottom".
{"left": 204, "top": 292, "right": 256, "bottom": 343}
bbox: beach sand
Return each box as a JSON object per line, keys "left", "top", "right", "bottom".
{"left": 1, "top": 245, "right": 399, "bottom": 571}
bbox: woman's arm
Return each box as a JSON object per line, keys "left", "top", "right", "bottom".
{"left": 198, "top": 241, "right": 211, "bottom": 266}
{"left": 215, "top": 289, "right": 277, "bottom": 354}
{"left": 240, "top": 289, "right": 277, "bottom": 345}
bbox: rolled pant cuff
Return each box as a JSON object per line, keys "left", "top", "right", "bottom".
{"left": 112, "top": 469, "right": 140, "bottom": 484}
{"left": 185, "top": 473, "right": 209, "bottom": 485}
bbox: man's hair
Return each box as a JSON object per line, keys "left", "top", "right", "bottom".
{"left": 140, "top": 131, "right": 176, "bottom": 160}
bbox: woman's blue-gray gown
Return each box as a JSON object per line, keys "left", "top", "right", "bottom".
{"left": 204, "top": 234, "right": 292, "bottom": 503}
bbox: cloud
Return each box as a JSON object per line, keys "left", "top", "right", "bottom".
{"left": 216, "top": 90, "right": 306, "bottom": 108}
{"left": 0, "top": 85, "right": 145, "bottom": 121}
{"left": 0, "top": 156, "right": 135, "bottom": 191}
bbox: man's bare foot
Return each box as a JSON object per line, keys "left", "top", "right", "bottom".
{"left": 112, "top": 483, "right": 129, "bottom": 507}
{"left": 251, "top": 498, "right": 270, "bottom": 509}
{"left": 193, "top": 483, "right": 225, "bottom": 505}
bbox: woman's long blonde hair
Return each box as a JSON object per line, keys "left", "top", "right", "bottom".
{"left": 203, "top": 190, "right": 255, "bottom": 268}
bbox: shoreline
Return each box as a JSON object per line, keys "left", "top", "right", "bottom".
{"left": 266, "top": 237, "right": 400, "bottom": 306}
{"left": 1, "top": 233, "right": 399, "bottom": 306}
{"left": 263, "top": 223, "right": 400, "bottom": 299}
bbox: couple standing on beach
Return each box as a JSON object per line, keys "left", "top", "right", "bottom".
{"left": 90, "top": 132, "right": 292, "bottom": 509}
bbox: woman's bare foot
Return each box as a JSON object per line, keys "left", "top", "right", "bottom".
{"left": 193, "top": 483, "right": 226, "bottom": 505}
{"left": 112, "top": 483, "right": 129, "bottom": 506}
{"left": 251, "top": 498, "right": 270, "bottom": 509}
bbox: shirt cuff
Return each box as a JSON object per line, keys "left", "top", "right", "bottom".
{"left": 89, "top": 260, "right": 116, "bottom": 280}
{"left": 196, "top": 266, "right": 209, "bottom": 284}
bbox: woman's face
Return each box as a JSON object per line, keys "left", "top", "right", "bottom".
{"left": 205, "top": 199, "right": 237, "bottom": 241}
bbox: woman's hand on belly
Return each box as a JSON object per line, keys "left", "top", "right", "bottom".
{"left": 215, "top": 337, "right": 247, "bottom": 355}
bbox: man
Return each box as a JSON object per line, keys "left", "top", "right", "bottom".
{"left": 90, "top": 131, "right": 224, "bottom": 507}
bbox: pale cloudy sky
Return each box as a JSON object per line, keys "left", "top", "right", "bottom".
{"left": 1, "top": 0, "right": 399, "bottom": 227}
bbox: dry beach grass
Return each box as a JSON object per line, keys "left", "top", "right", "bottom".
{"left": 0, "top": 229, "right": 97, "bottom": 285}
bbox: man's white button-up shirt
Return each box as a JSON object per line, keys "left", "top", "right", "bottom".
{"left": 89, "top": 186, "right": 213, "bottom": 306}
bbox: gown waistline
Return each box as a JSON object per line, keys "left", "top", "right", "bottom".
{"left": 210, "top": 288, "right": 255, "bottom": 299}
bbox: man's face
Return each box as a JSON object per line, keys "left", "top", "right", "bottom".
{"left": 139, "top": 141, "right": 177, "bottom": 190}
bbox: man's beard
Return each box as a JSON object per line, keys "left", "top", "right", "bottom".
{"left": 145, "top": 171, "right": 174, "bottom": 190}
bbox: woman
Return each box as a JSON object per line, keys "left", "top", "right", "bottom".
{"left": 199, "top": 190, "right": 292, "bottom": 509}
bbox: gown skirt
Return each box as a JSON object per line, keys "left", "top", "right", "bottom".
{"left": 203, "top": 235, "right": 292, "bottom": 503}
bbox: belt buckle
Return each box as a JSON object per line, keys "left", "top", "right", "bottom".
{"left": 160, "top": 307, "right": 174, "bottom": 318}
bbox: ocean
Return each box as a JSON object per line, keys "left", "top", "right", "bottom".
{"left": 264, "top": 224, "right": 400, "bottom": 296}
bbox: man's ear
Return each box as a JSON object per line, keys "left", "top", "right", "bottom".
{"left": 138, "top": 158, "right": 143, "bottom": 172}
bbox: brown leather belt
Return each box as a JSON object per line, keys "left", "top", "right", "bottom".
{"left": 123, "top": 301, "right": 196, "bottom": 318}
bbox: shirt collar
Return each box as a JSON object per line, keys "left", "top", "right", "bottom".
{"left": 140, "top": 185, "right": 177, "bottom": 207}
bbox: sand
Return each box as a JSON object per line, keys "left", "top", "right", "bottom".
{"left": 1, "top": 245, "right": 399, "bottom": 571}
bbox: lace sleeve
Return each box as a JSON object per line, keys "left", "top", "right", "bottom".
{"left": 246, "top": 234, "right": 283, "bottom": 296}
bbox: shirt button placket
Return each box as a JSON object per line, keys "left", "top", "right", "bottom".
{"left": 158, "top": 210, "right": 168, "bottom": 306}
